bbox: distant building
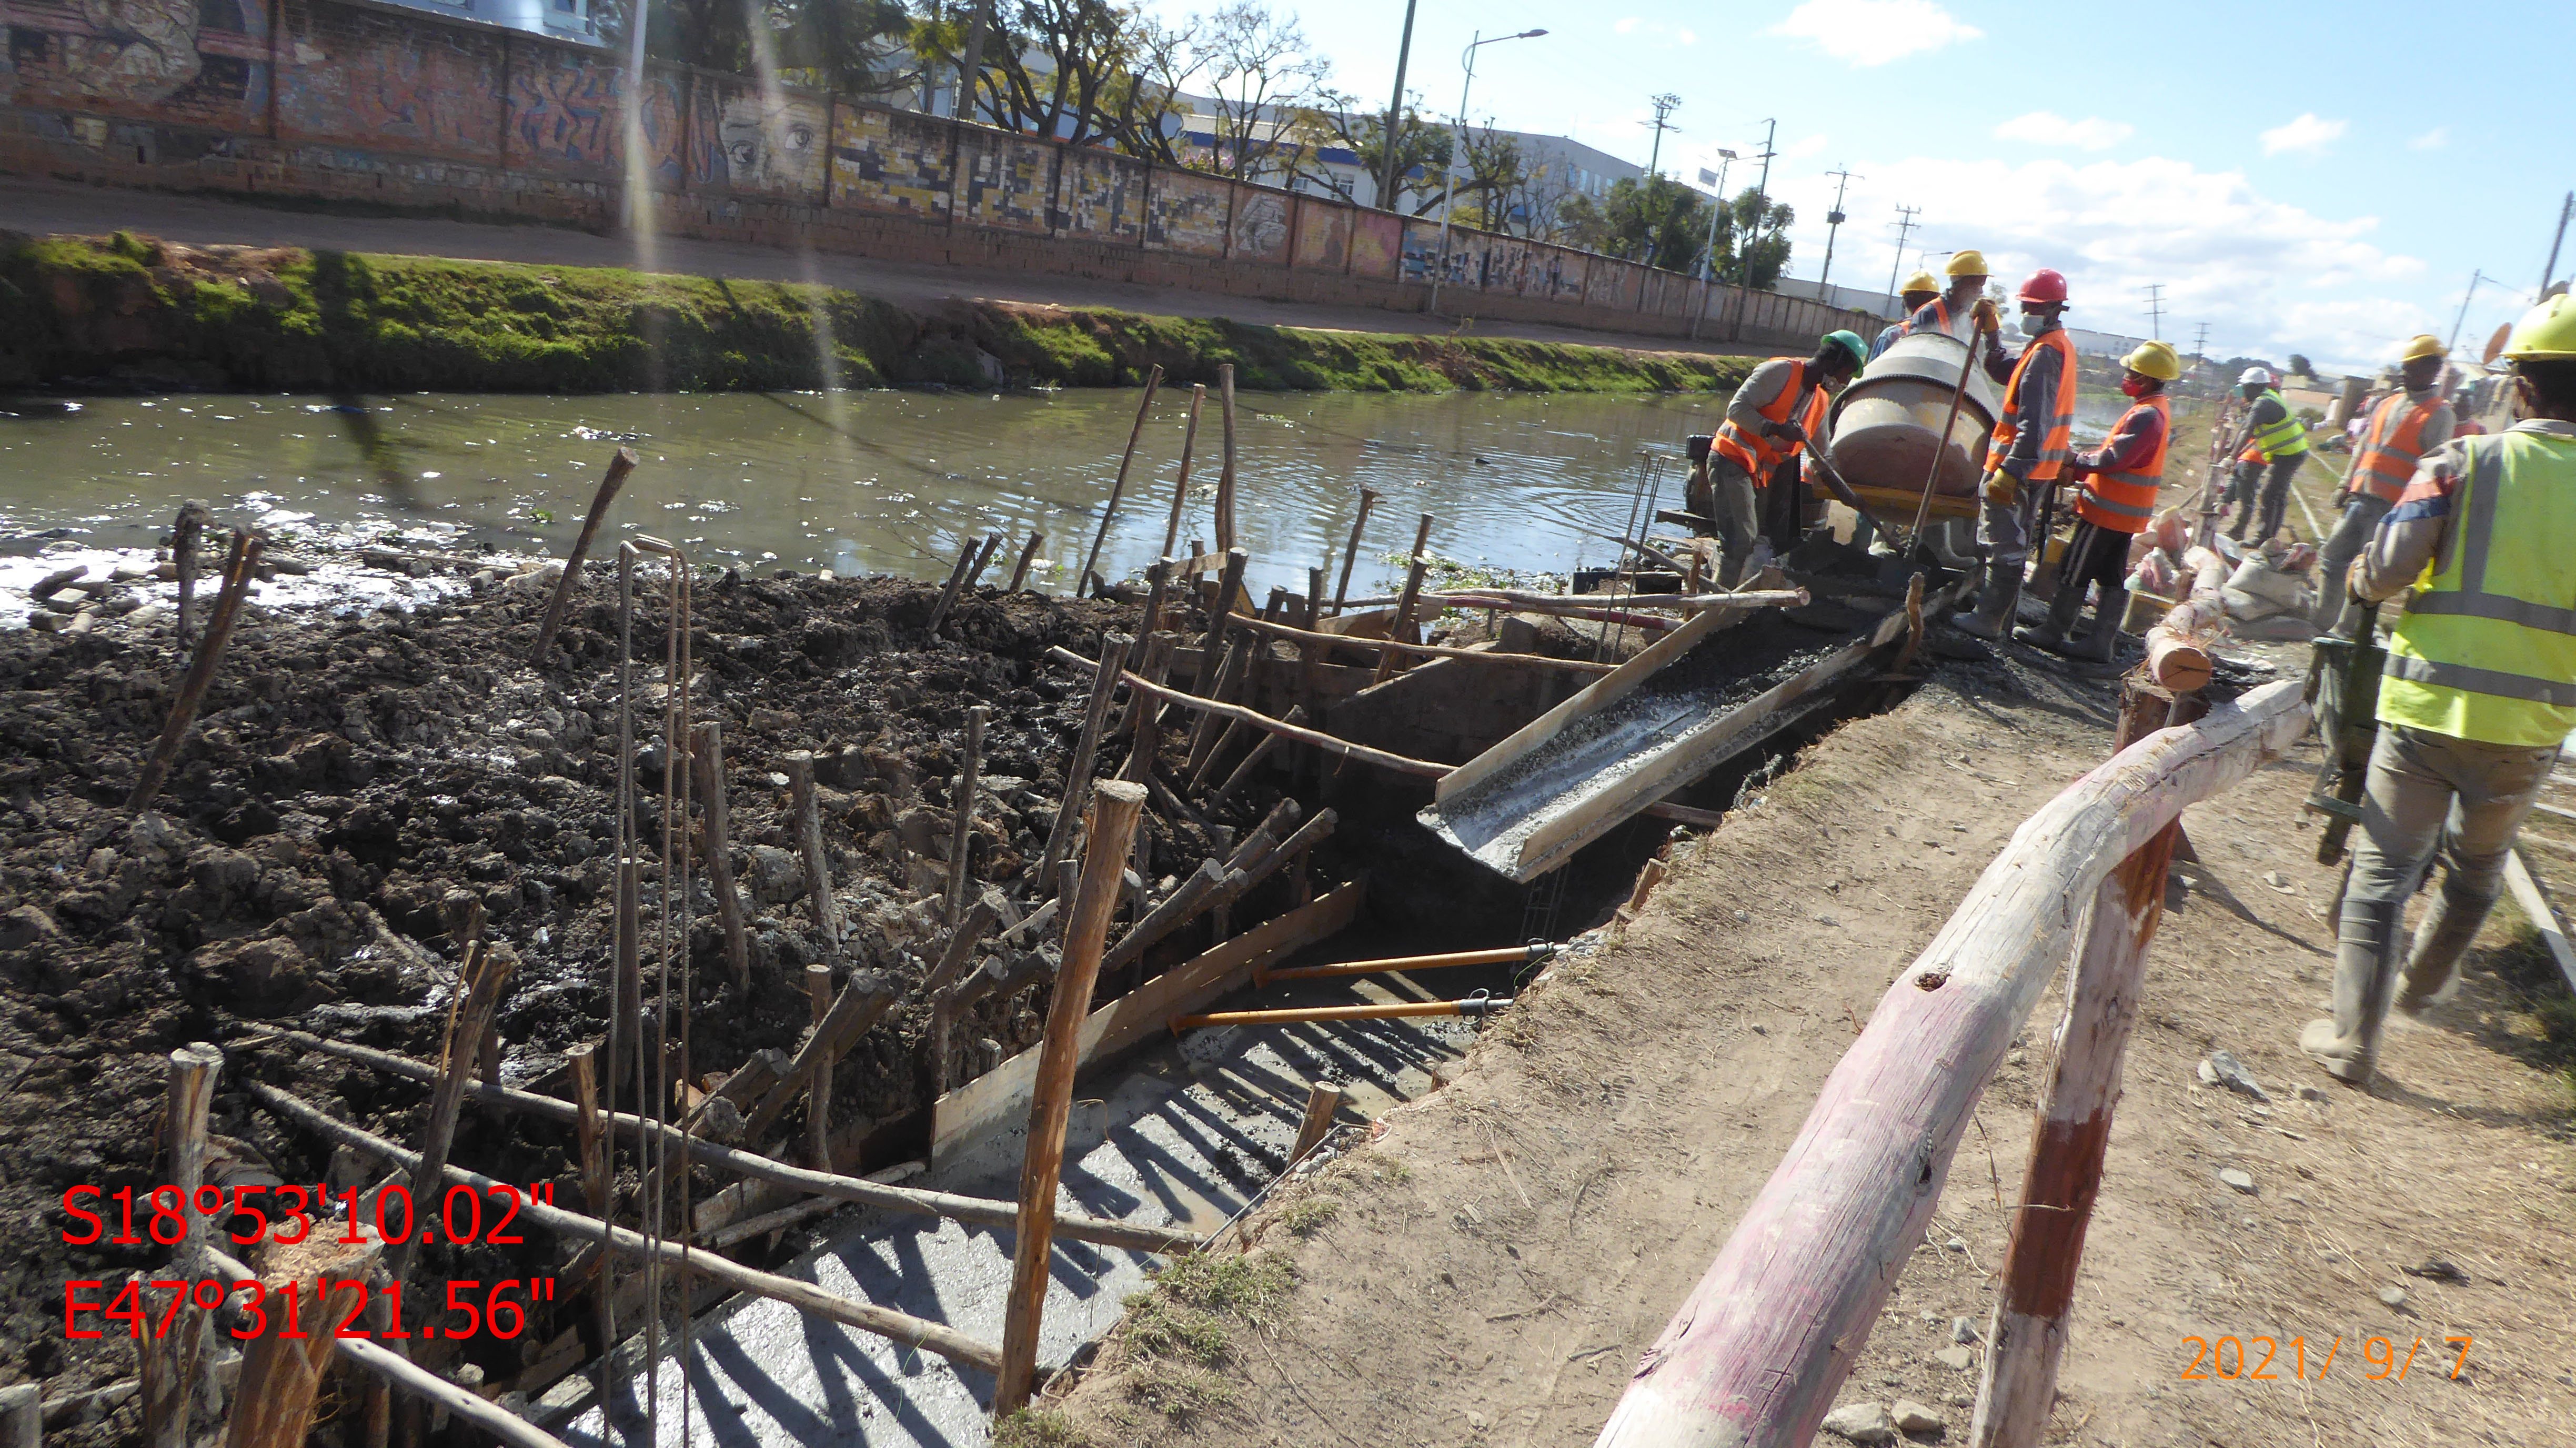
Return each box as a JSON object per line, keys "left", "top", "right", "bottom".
{"left": 374, "top": 0, "right": 598, "bottom": 45}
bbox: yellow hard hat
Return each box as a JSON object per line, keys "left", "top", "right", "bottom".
{"left": 1900, "top": 269, "right": 1940, "bottom": 296}
{"left": 2501, "top": 295, "right": 2576, "bottom": 360}
{"left": 1945, "top": 250, "right": 1988, "bottom": 278}
{"left": 2400, "top": 333, "right": 2444, "bottom": 362}
{"left": 2121, "top": 340, "right": 2182, "bottom": 381}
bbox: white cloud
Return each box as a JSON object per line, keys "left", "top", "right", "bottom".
{"left": 1614, "top": 16, "right": 1638, "bottom": 32}
{"left": 1785, "top": 132, "right": 1830, "bottom": 159}
{"left": 2409, "top": 126, "right": 2448, "bottom": 150}
{"left": 1766, "top": 153, "right": 2427, "bottom": 371}
{"left": 1769, "top": 0, "right": 1982, "bottom": 66}
{"left": 1614, "top": 16, "right": 1696, "bottom": 43}
{"left": 1993, "top": 111, "right": 2134, "bottom": 152}
{"left": 2260, "top": 113, "right": 2348, "bottom": 156}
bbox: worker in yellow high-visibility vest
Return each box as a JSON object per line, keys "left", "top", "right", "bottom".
{"left": 2220, "top": 367, "right": 2311, "bottom": 544}
{"left": 2300, "top": 296, "right": 2576, "bottom": 1087}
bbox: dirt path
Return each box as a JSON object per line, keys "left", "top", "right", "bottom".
{"left": 1038, "top": 655, "right": 2576, "bottom": 1446}
{"left": 0, "top": 178, "right": 1768, "bottom": 363}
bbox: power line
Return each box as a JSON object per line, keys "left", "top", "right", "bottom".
{"left": 2140, "top": 283, "right": 2166, "bottom": 340}
{"left": 1883, "top": 204, "right": 1922, "bottom": 304}
{"left": 1815, "top": 166, "right": 1861, "bottom": 291}
{"left": 2189, "top": 321, "right": 2210, "bottom": 367}
{"left": 1641, "top": 93, "right": 1682, "bottom": 177}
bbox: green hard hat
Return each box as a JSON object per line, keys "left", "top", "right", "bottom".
{"left": 1822, "top": 330, "right": 1868, "bottom": 369}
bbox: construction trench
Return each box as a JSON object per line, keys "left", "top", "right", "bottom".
{"left": 0, "top": 433, "right": 1997, "bottom": 1448}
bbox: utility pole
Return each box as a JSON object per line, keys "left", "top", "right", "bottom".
{"left": 1815, "top": 165, "right": 1860, "bottom": 292}
{"left": 1882, "top": 204, "right": 1921, "bottom": 307}
{"left": 1376, "top": 0, "right": 1419, "bottom": 210}
{"left": 1739, "top": 118, "right": 1778, "bottom": 285}
{"left": 2189, "top": 321, "right": 2210, "bottom": 368}
{"left": 1642, "top": 93, "right": 1682, "bottom": 178}
{"left": 1697, "top": 151, "right": 1737, "bottom": 281}
{"left": 2140, "top": 283, "right": 2166, "bottom": 340}
{"left": 2446, "top": 268, "right": 2489, "bottom": 354}
{"left": 2541, "top": 190, "right": 2573, "bottom": 296}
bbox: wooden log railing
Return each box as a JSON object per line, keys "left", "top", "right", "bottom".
{"left": 1594, "top": 678, "right": 2309, "bottom": 1448}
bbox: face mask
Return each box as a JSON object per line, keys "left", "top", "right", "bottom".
{"left": 2121, "top": 374, "right": 2151, "bottom": 398}
{"left": 2021, "top": 311, "right": 2051, "bottom": 334}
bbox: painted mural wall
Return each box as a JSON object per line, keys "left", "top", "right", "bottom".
{"left": 0, "top": 0, "right": 1879, "bottom": 343}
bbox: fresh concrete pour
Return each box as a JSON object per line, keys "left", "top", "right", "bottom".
{"left": 548, "top": 998, "right": 1488, "bottom": 1446}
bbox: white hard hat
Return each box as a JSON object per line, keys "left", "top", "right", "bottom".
{"left": 2239, "top": 367, "right": 2273, "bottom": 386}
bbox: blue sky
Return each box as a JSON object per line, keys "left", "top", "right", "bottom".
{"left": 1151, "top": 0, "right": 2572, "bottom": 373}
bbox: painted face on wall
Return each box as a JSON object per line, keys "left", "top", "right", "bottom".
{"left": 67, "top": 0, "right": 205, "bottom": 102}
{"left": 717, "top": 96, "right": 818, "bottom": 187}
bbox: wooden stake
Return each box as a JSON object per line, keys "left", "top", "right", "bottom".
{"left": 529, "top": 447, "right": 639, "bottom": 663}
{"left": 924, "top": 536, "right": 981, "bottom": 637}
{"left": 1968, "top": 821, "right": 2181, "bottom": 1448}
{"left": 1185, "top": 636, "right": 1251, "bottom": 776}
{"left": 1333, "top": 487, "right": 1380, "bottom": 616}
{"left": 170, "top": 501, "right": 208, "bottom": 655}
{"left": 740, "top": 971, "right": 900, "bottom": 1141}
{"left": 128, "top": 530, "right": 261, "bottom": 812}
{"left": 142, "top": 1042, "right": 220, "bottom": 1448}
{"left": 336, "top": 1338, "right": 570, "bottom": 1448}
{"left": 219, "top": 1234, "right": 380, "bottom": 1448}
{"left": 1160, "top": 386, "right": 1206, "bottom": 561}
{"left": 244, "top": 1082, "right": 1008, "bottom": 1372}
{"left": 947, "top": 706, "right": 988, "bottom": 922}
{"left": 1138, "top": 557, "right": 1173, "bottom": 640}
{"left": 1291, "top": 1082, "right": 1345, "bottom": 1163}
{"left": 692, "top": 720, "right": 751, "bottom": 997}
{"left": 1208, "top": 707, "right": 1303, "bottom": 807}
{"left": 1009, "top": 530, "right": 1045, "bottom": 592}
{"left": 0, "top": 1384, "right": 38, "bottom": 1448}
{"left": 567, "top": 1043, "right": 607, "bottom": 1213}
{"left": 1196, "top": 547, "right": 1251, "bottom": 686}
{"left": 995, "top": 780, "right": 1148, "bottom": 1416}
{"left": 804, "top": 964, "right": 836, "bottom": 1173}
{"left": 1048, "top": 647, "right": 1447, "bottom": 778}
{"left": 787, "top": 751, "right": 842, "bottom": 949}
{"left": 1375, "top": 515, "right": 1436, "bottom": 683}
{"left": 1037, "top": 635, "right": 1130, "bottom": 895}
{"left": 1215, "top": 363, "right": 1239, "bottom": 552}
{"left": 1305, "top": 568, "right": 1325, "bottom": 630}
{"left": 1223, "top": 610, "right": 1619, "bottom": 675}
{"left": 387, "top": 943, "right": 511, "bottom": 1284}
{"left": 1080, "top": 364, "right": 1164, "bottom": 597}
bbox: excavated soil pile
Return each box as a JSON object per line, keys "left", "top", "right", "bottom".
{"left": 0, "top": 561, "right": 1310, "bottom": 1435}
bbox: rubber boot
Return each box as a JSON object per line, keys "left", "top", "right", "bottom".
{"left": 2301, "top": 897, "right": 2403, "bottom": 1084}
{"left": 2014, "top": 576, "right": 2083, "bottom": 650}
{"left": 2059, "top": 582, "right": 2129, "bottom": 663}
{"left": 2394, "top": 879, "right": 2500, "bottom": 1015}
{"left": 1950, "top": 568, "right": 2021, "bottom": 641}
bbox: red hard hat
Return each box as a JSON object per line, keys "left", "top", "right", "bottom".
{"left": 2017, "top": 268, "right": 2069, "bottom": 304}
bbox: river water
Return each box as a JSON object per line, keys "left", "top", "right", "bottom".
{"left": 0, "top": 388, "right": 1768, "bottom": 601}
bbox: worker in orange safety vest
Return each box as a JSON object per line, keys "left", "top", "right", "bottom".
{"left": 2310, "top": 334, "right": 2454, "bottom": 634}
{"left": 2015, "top": 341, "right": 2178, "bottom": 662}
{"left": 1694, "top": 330, "right": 1867, "bottom": 584}
{"left": 1951, "top": 268, "right": 2079, "bottom": 640}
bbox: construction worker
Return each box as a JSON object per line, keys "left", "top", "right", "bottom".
{"left": 1951, "top": 269, "right": 2077, "bottom": 640}
{"left": 1869, "top": 270, "right": 1942, "bottom": 361}
{"left": 2222, "top": 367, "right": 2310, "bottom": 544}
{"left": 2016, "top": 341, "right": 2178, "bottom": 660}
{"left": 1695, "top": 330, "right": 1868, "bottom": 584}
{"left": 2299, "top": 296, "right": 2576, "bottom": 1087}
{"left": 1898, "top": 250, "right": 2011, "bottom": 380}
{"left": 2310, "top": 335, "right": 2454, "bottom": 634}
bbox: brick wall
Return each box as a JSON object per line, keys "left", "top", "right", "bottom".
{"left": 0, "top": 0, "right": 1879, "bottom": 351}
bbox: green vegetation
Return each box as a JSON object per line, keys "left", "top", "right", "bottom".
{"left": 1275, "top": 1195, "right": 1340, "bottom": 1236}
{"left": 2489, "top": 922, "right": 2576, "bottom": 1090}
{"left": 0, "top": 231, "right": 1753, "bottom": 397}
{"left": 992, "top": 1409, "right": 1088, "bottom": 1447}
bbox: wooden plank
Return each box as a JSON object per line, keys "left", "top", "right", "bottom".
{"left": 1595, "top": 681, "right": 2310, "bottom": 1448}
{"left": 931, "top": 882, "right": 1365, "bottom": 1167}
{"left": 2505, "top": 850, "right": 2576, "bottom": 996}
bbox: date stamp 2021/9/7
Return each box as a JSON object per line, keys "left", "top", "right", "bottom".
{"left": 2179, "top": 1334, "right": 2472, "bottom": 1383}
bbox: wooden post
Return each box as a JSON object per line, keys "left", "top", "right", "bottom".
{"left": 529, "top": 447, "right": 640, "bottom": 663}
{"left": 0, "top": 1384, "right": 38, "bottom": 1448}
{"left": 1160, "top": 386, "right": 1206, "bottom": 561}
{"left": 220, "top": 1233, "right": 382, "bottom": 1448}
{"left": 128, "top": 531, "right": 261, "bottom": 812}
{"left": 1333, "top": 488, "right": 1379, "bottom": 616}
{"left": 1185, "top": 637, "right": 1250, "bottom": 776}
{"left": 1209, "top": 707, "right": 1303, "bottom": 807}
{"left": 692, "top": 720, "right": 751, "bottom": 997}
{"left": 170, "top": 501, "right": 208, "bottom": 655}
{"left": 994, "top": 780, "right": 1149, "bottom": 1417}
{"left": 1291, "top": 1082, "right": 1345, "bottom": 1163}
{"left": 804, "top": 964, "right": 836, "bottom": 1172}
{"left": 1038, "top": 635, "right": 1130, "bottom": 896}
{"left": 1967, "top": 820, "right": 2182, "bottom": 1448}
{"left": 1138, "top": 557, "right": 1173, "bottom": 640}
{"left": 567, "top": 1043, "right": 608, "bottom": 1213}
{"left": 787, "top": 751, "right": 842, "bottom": 949}
{"left": 1215, "top": 363, "right": 1239, "bottom": 552}
{"left": 142, "top": 1042, "right": 221, "bottom": 1448}
{"left": 1008, "top": 531, "right": 1045, "bottom": 592}
{"left": 1197, "top": 547, "right": 1251, "bottom": 690}
{"left": 1080, "top": 364, "right": 1164, "bottom": 597}
{"left": 923, "top": 537, "right": 981, "bottom": 637}
{"left": 947, "top": 706, "right": 988, "bottom": 922}
{"left": 1374, "top": 514, "right": 1435, "bottom": 684}
{"left": 387, "top": 944, "right": 512, "bottom": 1284}
{"left": 739, "top": 971, "right": 901, "bottom": 1141}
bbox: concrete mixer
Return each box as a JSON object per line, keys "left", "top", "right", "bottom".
{"left": 1823, "top": 324, "right": 2003, "bottom": 525}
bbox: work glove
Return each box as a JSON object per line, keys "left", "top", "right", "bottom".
{"left": 1764, "top": 419, "right": 1808, "bottom": 445}
{"left": 1973, "top": 297, "right": 2001, "bottom": 333}
{"left": 2345, "top": 557, "right": 2371, "bottom": 603}
{"left": 1982, "top": 469, "right": 2018, "bottom": 508}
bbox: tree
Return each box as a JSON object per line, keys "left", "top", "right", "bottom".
{"left": 1452, "top": 124, "right": 1527, "bottom": 232}
{"left": 1602, "top": 174, "right": 1714, "bottom": 275}
{"left": 978, "top": 0, "right": 1163, "bottom": 148}
{"left": 1296, "top": 87, "right": 1448, "bottom": 213}
{"left": 1196, "top": 0, "right": 1328, "bottom": 184}
{"left": 1547, "top": 193, "right": 1611, "bottom": 251}
{"left": 1717, "top": 187, "right": 1795, "bottom": 290}
{"left": 2287, "top": 353, "right": 2314, "bottom": 378}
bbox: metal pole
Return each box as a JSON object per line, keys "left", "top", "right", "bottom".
{"left": 1817, "top": 166, "right": 1859, "bottom": 291}
{"left": 2446, "top": 268, "right": 2488, "bottom": 355}
{"left": 2541, "top": 190, "right": 2572, "bottom": 297}
{"left": 1428, "top": 31, "right": 1477, "bottom": 316}
{"left": 1376, "top": 0, "right": 1419, "bottom": 209}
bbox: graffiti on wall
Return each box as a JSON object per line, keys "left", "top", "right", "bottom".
{"left": 1348, "top": 212, "right": 1401, "bottom": 279}
{"left": 1059, "top": 149, "right": 1145, "bottom": 242}
{"left": 4, "top": 0, "right": 269, "bottom": 120}
{"left": 1146, "top": 167, "right": 1229, "bottom": 256}
{"left": 1292, "top": 197, "right": 1349, "bottom": 270}
{"left": 961, "top": 131, "right": 1052, "bottom": 233}
{"left": 830, "top": 104, "right": 952, "bottom": 215}
{"left": 693, "top": 80, "right": 824, "bottom": 195}
{"left": 279, "top": 28, "right": 500, "bottom": 153}
{"left": 509, "top": 56, "right": 682, "bottom": 185}
{"left": 1227, "top": 189, "right": 1289, "bottom": 263}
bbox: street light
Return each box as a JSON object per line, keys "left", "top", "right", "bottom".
{"left": 1698, "top": 149, "right": 1737, "bottom": 283}
{"left": 1429, "top": 27, "right": 1547, "bottom": 314}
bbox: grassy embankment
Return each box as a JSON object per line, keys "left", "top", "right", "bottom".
{"left": 0, "top": 231, "right": 1753, "bottom": 397}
